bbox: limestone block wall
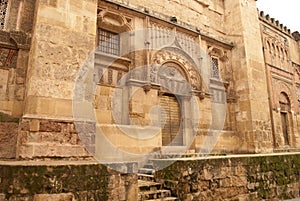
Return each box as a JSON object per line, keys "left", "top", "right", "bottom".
{"left": 271, "top": 111, "right": 300, "bottom": 149}
{"left": 0, "top": 113, "right": 19, "bottom": 159}
{"left": 18, "top": 0, "right": 98, "bottom": 159}
{"left": 103, "top": 0, "right": 225, "bottom": 36}
{"left": 17, "top": 118, "right": 92, "bottom": 159}
{"left": 24, "top": 0, "right": 97, "bottom": 118}
{"left": 224, "top": 0, "right": 273, "bottom": 153}
{"left": 0, "top": 161, "right": 138, "bottom": 201}
{"left": 0, "top": 0, "right": 34, "bottom": 159}
{"left": 154, "top": 153, "right": 300, "bottom": 201}
{"left": 0, "top": 0, "right": 34, "bottom": 117}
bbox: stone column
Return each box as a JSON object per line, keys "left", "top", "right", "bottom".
{"left": 224, "top": 0, "right": 273, "bottom": 153}
{"left": 181, "top": 95, "right": 195, "bottom": 147}
{"left": 17, "top": 0, "right": 98, "bottom": 159}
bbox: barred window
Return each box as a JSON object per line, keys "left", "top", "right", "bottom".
{"left": 0, "top": 0, "right": 8, "bottom": 29}
{"left": 211, "top": 57, "right": 219, "bottom": 79}
{"left": 98, "top": 29, "right": 120, "bottom": 56}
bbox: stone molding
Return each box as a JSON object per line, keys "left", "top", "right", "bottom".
{"left": 0, "top": 30, "right": 30, "bottom": 50}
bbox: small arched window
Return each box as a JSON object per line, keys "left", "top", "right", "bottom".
{"left": 279, "top": 92, "right": 290, "bottom": 112}
{"left": 267, "top": 41, "right": 271, "bottom": 54}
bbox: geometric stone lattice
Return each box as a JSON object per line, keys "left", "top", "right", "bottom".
{"left": 0, "top": 0, "right": 8, "bottom": 29}
{"left": 0, "top": 48, "right": 17, "bottom": 68}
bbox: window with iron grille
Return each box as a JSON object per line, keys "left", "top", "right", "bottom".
{"left": 98, "top": 29, "right": 120, "bottom": 56}
{"left": 211, "top": 57, "right": 220, "bottom": 79}
{"left": 0, "top": 0, "right": 8, "bottom": 30}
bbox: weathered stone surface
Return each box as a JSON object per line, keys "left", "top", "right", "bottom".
{"left": 0, "top": 3, "right": 300, "bottom": 201}
{"left": 0, "top": 162, "right": 138, "bottom": 201}
{"left": 154, "top": 153, "right": 300, "bottom": 201}
{"left": 17, "top": 118, "right": 93, "bottom": 159}
{"left": 0, "top": 114, "right": 19, "bottom": 158}
{"left": 34, "top": 193, "right": 73, "bottom": 201}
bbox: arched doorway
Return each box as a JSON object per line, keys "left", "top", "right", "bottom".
{"left": 157, "top": 63, "right": 189, "bottom": 147}
{"left": 279, "top": 92, "right": 290, "bottom": 146}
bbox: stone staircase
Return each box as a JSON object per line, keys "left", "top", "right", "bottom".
{"left": 138, "top": 163, "right": 179, "bottom": 201}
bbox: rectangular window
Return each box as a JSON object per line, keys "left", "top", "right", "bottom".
{"left": 211, "top": 57, "right": 220, "bottom": 79}
{"left": 0, "top": 0, "right": 8, "bottom": 30}
{"left": 98, "top": 29, "right": 120, "bottom": 56}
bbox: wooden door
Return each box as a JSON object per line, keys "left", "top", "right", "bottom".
{"left": 281, "top": 112, "right": 289, "bottom": 145}
{"left": 160, "top": 94, "right": 183, "bottom": 146}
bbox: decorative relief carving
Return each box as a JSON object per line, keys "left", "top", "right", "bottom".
{"left": 261, "top": 24, "right": 291, "bottom": 71}
{"left": 149, "top": 22, "right": 199, "bottom": 61}
{"left": 152, "top": 49, "right": 201, "bottom": 91}
{"left": 263, "top": 25, "right": 288, "bottom": 47}
{"left": 0, "top": 47, "right": 17, "bottom": 68}
{"left": 272, "top": 79, "right": 294, "bottom": 110}
{"left": 97, "top": 8, "right": 132, "bottom": 32}
{"left": 207, "top": 46, "right": 228, "bottom": 62}
{"left": 293, "top": 63, "right": 300, "bottom": 86}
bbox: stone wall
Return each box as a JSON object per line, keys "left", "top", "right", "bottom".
{"left": 17, "top": 118, "right": 93, "bottom": 159}
{"left": 24, "top": 0, "right": 97, "bottom": 118}
{"left": 0, "top": 113, "right": 19, "bottom": 159}
{"left": 0, "top": 161, "right": 138, "bottom": 201}
{"left": 18, "top": 0, "right": 98, "bottom": 158}
{"left": 102, "top": 0, "right": 225, "bottom": 36}
{"left": 224, "top": 0, "right": 273, "bottom": 153}
{"left": 153, "top": 153, "right": 300, "bottom": 201}
{"left": 0, "top": 0, "right": 34, "bottom": 117}
{"left": 259, "top": 11, "right": 300, "bottom": 150}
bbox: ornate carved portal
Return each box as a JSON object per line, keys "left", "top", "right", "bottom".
{"left": 150, "top": 48, "right": 201, "bottom": 147}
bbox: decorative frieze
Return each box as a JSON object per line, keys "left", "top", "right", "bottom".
{"left": 0, "top": 47, "right": 17, "bottom": 68}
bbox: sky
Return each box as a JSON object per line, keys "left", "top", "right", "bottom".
{"left": 256, "top": 0, "right": 300, "bottom": 32}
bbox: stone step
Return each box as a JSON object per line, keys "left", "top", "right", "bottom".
{"left": 138, "top": 160, "right": 179, "bottom": 201}
{"left": 138, "top": 189, "right": 171, "bottom": 201}
{"left": 150, "top": 153, "right": 195, "bottom": 159}
{"left": 138, "top": 180, "right": 162, "bottom": 191}
{"left": 138, "top": 173, "right": 155, "bottom": 181}
{"left": 138, "top": 167, "right": 155, "bottom": 175}
{"left": 160, "top": 146, "right": 188, "bottom": 154}
{"left": 145, "top": 197, "right": 179, "bottom": 201}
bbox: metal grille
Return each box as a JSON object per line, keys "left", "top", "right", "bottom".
{"left": 211, "top": 57, "right": 220, "bottom": 79}
{"left": 0, "top": 0, "right": 8, "bottom": 30}
{"left": 98, "top": 29, "right": 120, "bottom": 56}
